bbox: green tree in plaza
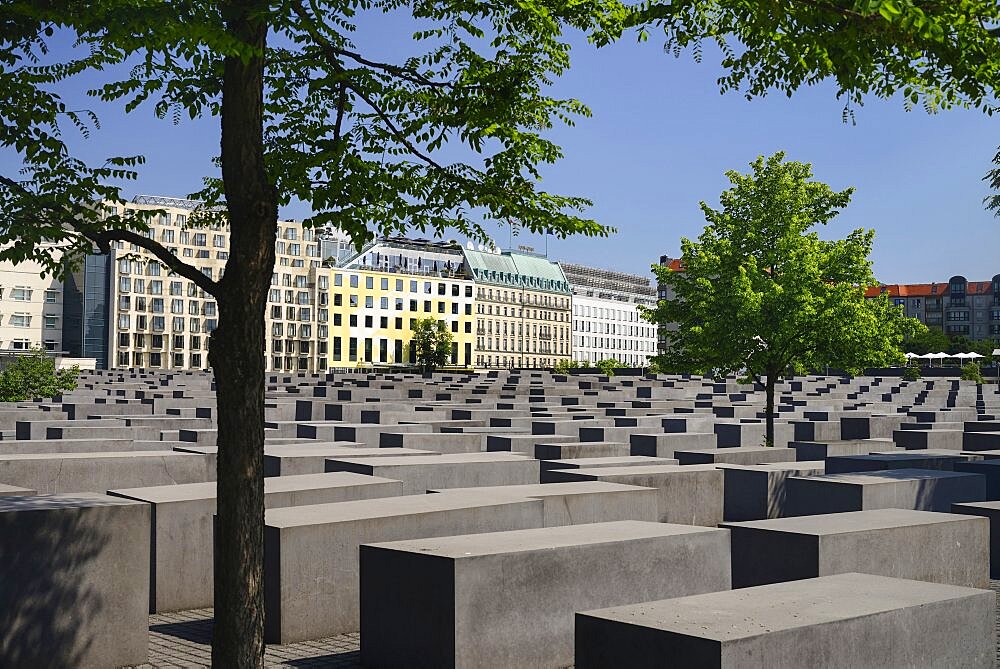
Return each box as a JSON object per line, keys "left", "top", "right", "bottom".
{"left": 595, "top": 358, "right": 621, "bottom": 376}
{"left": 5, "top": 2, "right": 1000, "bottom": 664}
{"left": 411, "top": 318, "right": 454, "bottom": 373}
{"left": 903, "top": 326, "right": 950, "bottom": 355}
{"left": 0, "top": 349, "right": 79, "bottom": 402}
{"left": 643, "top": 153, "right": 923, "bottom": 446}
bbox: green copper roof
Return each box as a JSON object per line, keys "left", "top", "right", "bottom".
{"left": 461, "top": 249, "right": 571, "bottom": 294}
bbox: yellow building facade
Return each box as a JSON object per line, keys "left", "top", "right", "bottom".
{"left": 324, "top": 267, "right": 476, "bottom": 369}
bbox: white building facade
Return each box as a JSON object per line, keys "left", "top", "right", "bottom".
{"left": 561, "top": 262, "right": 657, "bottom": 367}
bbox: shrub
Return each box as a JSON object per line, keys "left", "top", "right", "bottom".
{"left": 960, "top": 362, "right": 985, "bottom": 384}
{"left": 902, "top": 364, "right": 921, "bottom": 381}
{"left": 646, "top": 360, "right": 662, "bottom": 375}
{"left": 595, "top": 358, "right": 621, "bottom": 377}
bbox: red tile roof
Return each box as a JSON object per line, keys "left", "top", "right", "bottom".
{"left": 865, "top": 280, "right": 995, "bottom": 298}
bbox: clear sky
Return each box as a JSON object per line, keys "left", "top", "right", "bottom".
{"left": 6, "top": 19, "right": 999, "bottom": 284}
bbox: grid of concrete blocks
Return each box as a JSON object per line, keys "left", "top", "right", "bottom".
{"left": 1, "top": 370, "right": 1000, "bottom": 667}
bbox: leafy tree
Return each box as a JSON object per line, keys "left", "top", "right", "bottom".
{"left": 643, "top": 153, "right": 922, "bottom": 446}
{"left": 0, "top": 2, "right": 620, "bottom": 662}
{"left": 0, "top": 349, "right": 79, "bottom": 401}
{"left": 552, "top": 359, "right": 574, "bottom": 374}
{"left": 646, "top": 360, "right": 662, "bottom": 375}
{"left": 902, "top": 363, "right": 922, "bottom": 382}
{"left": 575, "top": 359, "right": 592, "bottom": 369}
{"left": 613, "top": 1, "right": 1000, "bottom": 120}
{"left": 6, "top": 2, "right": 1000, "bottom": 663}
{"left": 903, "top": 326, "right": 949, "bottom": 355}
{"left": 595, "top": 358, "right": 621, "bottom": 376}
{"left": 411, "top": 318, "right": 454, "bottom": 373}
{"left": 961, "top": 361, "right": 986, "bottom": 383}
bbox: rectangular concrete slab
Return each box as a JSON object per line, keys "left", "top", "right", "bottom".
{"left": 720, "top": 461, "right": 825, "bottom": 521}
{"left": 427, "top": 481, "right": 660, "bottom": 526}
{"left": 722, "top": 508, "right": 988, "bottom": 589}
{"left": 785, "top": 469, "right": 987, "bottom": 515}
{"left": 264, "top": 491, "right": 546, "bottom": 642}
{"left": 324, "top": 453, "right": 538, "bottom": 494}
{"left": 575, "top": 573, "right": 994, "bottom": 669}
{"left": 360, "top": 521, "right": 731, "bottom": 668}
{"left": 0, "top": 493, "right": 150, "bottom": 668}
{"left": 542, "top": 465, "right": 723, "bottom": 526}
{"left": 110, "top": 472, "right": 402, "bottom": 612}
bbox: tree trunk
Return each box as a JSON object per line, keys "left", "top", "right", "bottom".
{"left": 211, "top": 2, "right": 276, "bottom": 666}
{"left": 764, "top": 372, "right": 776, "bottom": 447}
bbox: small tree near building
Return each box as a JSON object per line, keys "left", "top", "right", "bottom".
{"left": 0, "top": 349, "right": 79, "bottom": 401}
{"left": 643, "top": 153, "right": 922, "bottom": 446}
{"left": 595, "top": 358, "right": 621, "bottom": 377}
{"left": 411, "top": 319, "right": 453, "bottom": 373}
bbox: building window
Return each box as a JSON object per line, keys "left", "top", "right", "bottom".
{"left": 43, "top": 316, "right": 57, "bottom": 329}
{"left": 10, "top": 314, "right": 30, "bottom": 328}
{"left": 10, "top": 287, "right": 31, "bottom": 301}
{"left": 11, "top": 339, "right": 30, "bottom": 350}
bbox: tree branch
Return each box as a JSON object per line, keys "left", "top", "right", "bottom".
{"left": 0, "top": 174, "right": 219, "bottom": 295}
{"left": 87, "top": 228, "right": 219, "bottom": 295}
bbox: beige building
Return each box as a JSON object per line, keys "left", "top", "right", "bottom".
{"left": 465, "top": 247, "right": 572, "bottom": 369}
{"left": 0, "top": 252, "right": 64, "bottom": 354}
{"left": 78, "top": 195, "right": 347, "bottom": 372}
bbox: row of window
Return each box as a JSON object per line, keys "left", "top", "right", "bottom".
{"left": 116, "top": 315, "right": 217, "bottom": 333}
{"left": 118, "top": 297, "right": 216, "bottom": 315}
{"left": 572, "top": 320, "right": 655, "bottom": 337}
{"left": 0, "top": 288, "right": 58, "bottom": 302}
{"left": 572, "top": 304, "right": 644, "bottom": 321}
{"left": 573, "top": 335, "right": 656, "bottom": 352}
{"left": 475, "top": 337, "right": 567, "bottom": 355}
{"left": 477, "top": 288, "right": 569, "bottom": 310}
{"left": 5, "top": 314, "right": 59, "bottom": 329}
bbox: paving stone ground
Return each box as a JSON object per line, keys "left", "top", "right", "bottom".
{"left": 137, "top": 609, "right": 359, "bottom": 668}
{"left": 135, "top": 580, "right": 1000, "bottom": 667}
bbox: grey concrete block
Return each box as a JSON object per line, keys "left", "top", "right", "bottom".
{"left": 263, "top": 492, "right": 546, "bottom": 642}
{"left": 535, "top": 441, "right": 631, "bottom": 460}
{"left": 0, "top": 493, "right": 150, "bottom": 668}
{"left": 825, "top": 451, "right": 969, "bottom": 474}
{"left": 543, "top": 465, "right": 723, "bottom": 526}
{"left": 0, "top": 451, "right": 216, "bottom": 494}
{"left": 0, "top": 484, "right": 35, "bottom": 496}
{"left": 428, "top": 481, "right": 660, "bottom": 526}
{"left": 953, "top": 500, "right": 1000, "bottom": 578}
{"left": 360, "top": 521, "right": 731, "bottom": 668}
{"left": 721, "top": 461, "right": 825, "bottom": 521}
{"left": 723, "top": 508, "right": 988, "bottom": 588}
{"left": 262, "top": 444, "right": 436, "bottom": 477}
{"left": 675, "top": 446, "right": 797, "bottom": 466}
{"left": 110, "top": 472, "right": 402, "bottom": 612}
{"left": 785, "top": 469, "right": 987, "bottom": 515}
{"left": 324, "top": 453, "right": 539, "bottom": 495}
{"left": 575, "top": 573, "right": 994, "bottom": 669}
{"left": 628, "top": 432, "right": 716, "bottom": 458}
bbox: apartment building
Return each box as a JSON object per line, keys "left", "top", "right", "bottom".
{"left": 654, "top": 255, "right": 683, "bottom": 355}
{"left": 63, "top": 195, "right": 352, "bottom": 371}
{"left": 867, "top": 274, "right": 1000, "bottom": 343}
{"left": 334, "top": 238, "right": 475, "bottom": 368}
{"left": 560, "top": 262, "right": 657, "bottom": 366}
{"left": 0, "top": 253, "right": 64, "bottom": 355}
{"left": 465, "top": 246, "right": 572, "bottom": 369}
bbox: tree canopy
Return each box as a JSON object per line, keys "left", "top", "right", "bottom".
{"left": 411, "top": 318, "right": 454, "bottom": 372}
{"left": 643, "top": 152, "right": 922, "bottom": 444}
{"left": 0, "top": 349, "right": 79, "bottom": 402}
{"left": 611, "top": 1, "right": 1000, "bottom": 121}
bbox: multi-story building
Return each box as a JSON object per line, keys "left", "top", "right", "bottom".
{"left": 560, "top": 262, "right": 657, "bottom": 366}
{"left": 331, "top": 238, "right": 476, "bottom": 368}
{"left": 63, "top": 195, "right": 350, "bottom": 372}
{"left": 0, "top": 252, "right": 64, "bottom": 355}
{"left": 867, "top": 274, "right": 1000, "bottom": 343}
{"left": 464, "top": 246, "right": 572, "bottom": 369}
{"left": 654, "top": 255, "right": 683, "bottom": 355}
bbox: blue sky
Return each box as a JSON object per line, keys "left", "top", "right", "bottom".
{"left": 6, "top": 19, "right": 999, "bottom": 284}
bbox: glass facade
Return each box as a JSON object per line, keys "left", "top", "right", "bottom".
{"left": 63, "top": 255, "right": 111, "bottom": 368}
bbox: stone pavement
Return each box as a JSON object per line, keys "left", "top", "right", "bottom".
{"left": 137, "top": 609, "right": 359, "bottom": 668}
{"left": 136, "top": 582, "right": 1000, "bottom": 668}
